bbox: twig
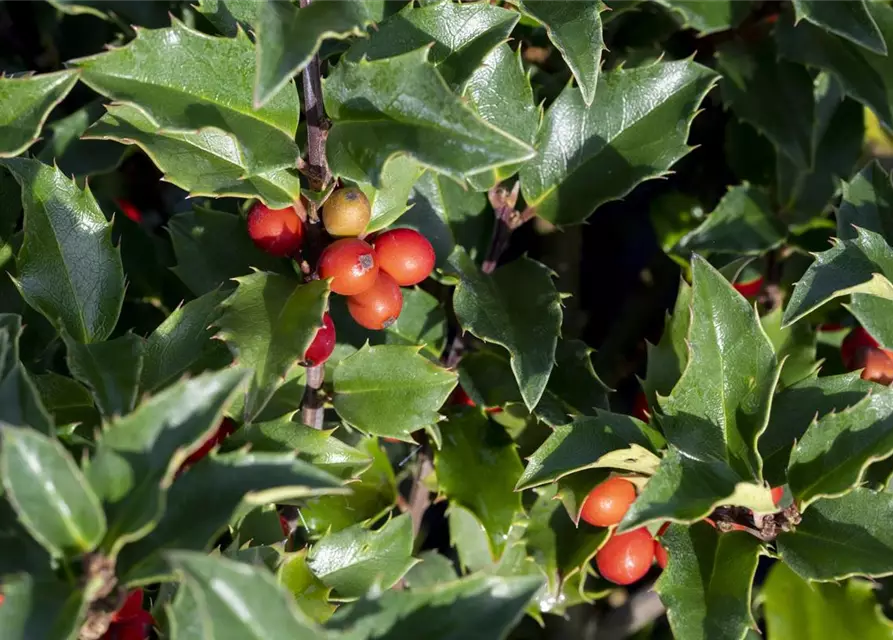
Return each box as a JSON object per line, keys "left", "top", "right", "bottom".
{"left": 299, "top": 0, "right": 331, "bottom": 431}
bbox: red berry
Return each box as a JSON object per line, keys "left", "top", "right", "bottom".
{"left": 733, "top": 275, "right": 763, "bottom": 299}
{"left": 580, "top": 477, "right": 637, "bottom": 528}
{"left": 856, "top": 347, "right": 893, "bottom": 385}
{"left": 279, "top": 514, "right": 290, "bottom": 537}
{"left": 179, "top": 418, "right": 236, "bottom": 471}
{"left": 596, "top": 528, "right": 655, "bottom": 585}
{"left": 654, "top": 540, "right": 668, "bottom": 569}
{"left": 112, "top": 589, "right": 144, "bottom": 623}
{"left": 372, "top": 228, "right": 436, "bottom": 286}
{"left": 303, "top": 312, "right": 336, "bottom": 366}
{"left": 318, "top": 238, "right": 379, "bottom": 295}
{"left": 770, "top": 486, "right": 784, "bottom": 505}
{"left": 247, "top": 202, "right": 305, "bottom": 257}
{"left": 841, "top": 326, "right": 880, "bottom": 370}
{"left": 817, "top": 322, "right": 844, "bottom": 333}
{"left": 347, "top": 272, "right": 403, "bottom": 330}
{"left": 657, "top": 522, "right": 670, "bottom": 536}
{"left": 451, "top": 386, "right": 476, "bottom": 407}
{"left": 632, "top": 391, "right": 650, "bottom": 423}
{"left": 115, "top": 198, "right": 143, "bottom": 224}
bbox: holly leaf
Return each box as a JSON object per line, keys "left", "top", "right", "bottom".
{"left": 519, "top": 1, "right": 604, "bottom": 106}
{"left": 0, "top": 71, "right": 79, "bottom": 158}
{"left": 332, "top": 344, "right": 456, "bottom": 440}
{"left": 306, "top": 514, "right": 418, "bottom": 599}
{"left": 782, "top": 226, "right": 893, "bottom": 326}
{"left": 354, "top": 156, "right": 426, "bottom": 233}
{"left": 837, "top": 161, "right": 893, "bottom": 242}
{"left": 653, "top": 0, "right": 750, "bottom": 35}
{"left": 449, "top": 249, "right": 562, "bottom": 410}
{"left": 643, "top": 279, "right": 692, "bottom": 405}
{"left": 435, "top": 409, "right": 523, "bottom": 558}
{"left": 84, "top": 103, "right": 303, "bottom": 208}
{"left": 777, "top": 488, "right": 893, "bottom": 580}
{"left": 763, "top": 561, "right": 893, "bottom": 639}
{"left": 36, "top": 98, "right": 128, "bottom": 177}
{"left": 118, "top": 451, "right": 344, "bottom": 583}
{"left": 0, "top": 316, "right": 53, "bottom": 434}
{"left": 519, "top": 59, "right": 717, "bottom": 225}
{"left": 677, "top": 183, "right": 785, "bottom": 256}
{"left": 32, "top": 372, "right": 96, "bottom": 428}
{"left": 344, "top": 0, "right": 519, "bottom": 90}
{"left": 195, "top": 0, "right": 258, "bottom": 36}
{"left": 64, "top": 332, "right": 144, "bottom": 418}
{"left": 215, "top": 274, "right": 330, "bottom": 422}
{"left": 1, "top": 158, "right": 124, "bottom": 343}
{"left": 169, "top": 206, "right": 289, "bottom": 297}
{"left": 787, "top": 389, "right": 893, "bottom": 508}
{"left": 70, "top": 19, "right": 300, "bottom": 173}
{"left": 324, "top": 48, "right": 535, "bottom": 187}
{"left": 656, "top": 523, "right": 763, "bottom": 640}
{"left": 517, "top": 413, "right": 664, "bottom": 490}
{"left": 278, "top": 549, "right": 336, "bottom": 623}
{"left": 86, "top": 368, "right": 248, "bottom": 553}
{"left": 716, "top": 39, "right": 815, "bottom": 170}
{"left": 402, "top": 551, "right": 458, "bottom": 589}
{"left": 1, "top": 426, "right": 105, "bottom": 557}
{"left": 792, "top": 0, "right": 886, "bottom": 56}
{"left": 760, "top": 372, "right": 872, "bottom": 487}
{"left": 448, "top": 505, "right": 495, "bottom": 572}
{"left": 141, "top": 288, "right": 231, "bottom": 394}
{"left": 760, "top": 306, "right": 819, "bottom": 389}
{"left": 327, "top": 573, "right": 543, "bottom": 640}
{"left": 0, "top": 574, "right": 85, "bottom": 640}
{"left": 255, "top": 0, "right": 373, "bottom": 107}
{"left": 777, "top": 4, "right": 893, "bottom": 129}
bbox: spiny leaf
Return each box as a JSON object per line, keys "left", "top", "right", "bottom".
{"left": 837, "top": 161, "right": 893, "bottom": 242}
{"left": 0, "top": 573, "right": 86, "bottom": 640}
{"left": 195, "top": 0, "right": 258, "bottom": 36}
{"left": 0, "top": 71, "right": 79, "bottom": 158}
{"left": 792, "top": 0, "right": 886, "bottom": 55}
{"left": 643, "top": 279, "right": 691, "bottom": 405}
{"left": 355, "top": 156, "right": 426, "bottom": 233}
{"left": 64, "top": 332, "right": 144, "bottom": 418}
{"left": 653, "top": 0, "right": 750, "bottom": 35}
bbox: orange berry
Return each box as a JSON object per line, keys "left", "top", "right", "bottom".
{"left": 770, "top": 486, "right": 784, "bottom": 505}
{"left": 372, "top": 228, "right": 436, "bottom": 286}
{"left": 322, "top": 187, "right": 371, "bottom": 237}
{"left": 856, "top": 347, "right": 893, "bottom": 385}
{"left": 596, "top": 528, "right": 655, "bottom": 585}
{"left": 246, "top": 202, "right": 305, "bottom": 257}
{"left": 318, "top": 238, "right": 379, "bottom": 296}
{"left": 580, "top": 477, "right": 637, "bottom": 528}
{"left": 347, "top": 272, "right": 403, "bottom": 330}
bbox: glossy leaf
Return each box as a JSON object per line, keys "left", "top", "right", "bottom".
{"left": 837, "top": 161, "right": 893, "bottom": 242}
{"left": 402, "top": 551, "right": 458, "bottom": 589}
{"left": 792, "top": 0, "right": 886, "bottom": 56}
{"left": 760, "top": 306, "right": 819, "bottom": 389}
{"left": 71, "top": 19, "right": 300, "bottom": 173}
{"left": 306, "top": 514, "right": 418, "bottom": 599}
{"left": 449, "top": 249, "right": 561, "bottom": 410}
{"left": 435, "top": 410, "right": 523, "bottom": 557}
{"left": 345, "top": 0, "right": 519, "bottom": 89}
{"left": 519, "top": 59, "right": 717, "bottom": 225}
{"left": 324, "top": 48, "right": 535, "bottom": 186}
{"left": 0, "top": 365, "right": 54, "bottom": 436}
{"left": 216, "top": 274, "right": 330, "bottom": 421}
{"left": 195, "top": 0, "right": 258, "bottom": 36}
{"left": 0, "top": 71, "right": 79, "bottom": 158}
{"left": 31, "top": 372, "right": 95, "bottom": 428}
{"left": 448, "top": 504, "right": 495, "bottom": 572}
{"left": 777, "top": 488, "right": 893, "bottom": 580}
{"left": 87, "top": 368, "right": 247, "bottom": 552}
{"left": 85, "top": 103, "right": 303, "bottom": 208}
{"left": 118, "top": 451, "right": 344, "bottom": 582}
{"left": 64, "top": 332, "right": 144, "bottom": 418}
{"left": 380, "top": 287, "right": 447, "bottom": 359}
{"left": 356, "top": 156, "right": 426, "bottom": 234}
{"left": 0, "top": 574, "right": 85, "bottom": 640}
{"left": 654, "top": 0, "right": 750, "bottom": 35}
{"left": 1, "top": 426, "right": 105, "bottom": 557}
{"left": 278, "top": 549, "right": 336, "bottom": 623}
{"left": 656, "top": 523, "right": 762, "bottom": 640}
{"left": 255, "top": 0, "right": 372, "bottom": 107}
{"left": 1, "top": 158, "right": 124, "bottom": 343}
{"left": 643, "top": 279, "right": 691, "bottom": 404}
{"left": 332, "top": 344, "right": 456, "bottom": 440}
{"left": 519, "top": 1, "right": 604, "bottom": 106}
{"left": 788, "top": 389, "right": 893, "bottom": 507}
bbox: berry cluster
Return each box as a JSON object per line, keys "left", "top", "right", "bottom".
{"left": 840, "top": 326, "right": 893, "bottom": 384}
{"left": 246, "top": 188, "right": 435, "bottom": 364}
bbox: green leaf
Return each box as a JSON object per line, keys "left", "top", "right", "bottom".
{"left": 327, "top": 573, "right": 543, "bottom": 640}
{"left": 517, "top": 413, "right": 663, "bottom": 490}
{"left": 519, "top": 59, "right": 717, "bottom": 225}
{"left": 464, "top": 44, "right": 539, "bottom": 190}
{"left": 255, "top": 0, "right": 373, "bottom": 108}
{"left": 448, "top": 504, "right": 495, "bottom": 572}
{"left": 141, "top": 288, "right": 231, "bottom": 393}
{"left": 777, "top": 3, "right": 893, "bottom": 129}
{"left": 278, "top": 549, "right": 336, "bottom": 623}
{"left": 777, "top": 488, "right": 893, "bottom": 580}
{"left": 71, "top": 19, "right": 300, "bottom": 173}
{"left": 717, "top": 39, "right": 815, "bottom": 170}
{"left": 0, "top": 71, "right": 79, "bottom": 158}
{"left": 169, "top": 206, "right": 289, "bottom": 297}
{"left": 519, "top": 1, "right": 604, "bottom": 106}
{"left": 84, "top": 103, "right": 303, "bottom": 208}
{"left": 760, "top": 306, "right": 819, "bottom": 389}
{"left": 0, "top": 574, "right": 85, "bottom": 640}
{"left": 380, "top": 287, "right": 447, "bottom": 359}
{"left": 1, "top": 426, "right": 105, "bottom": 556}
{"left": 787, "top": 389, "right": 893, "bottom": 507}
{"left": 760, "top": 372, "right": 872, "bottom": 487}
{"left": 354, "top": 157, "right": 426, "bottom": 233}
{"left": 838, "top": 161, "right": 893, "bottom": 242}
{"left": 1, "top": 158, "right": 124, "bottom": 343}
{"left": 555, "top": 468, "right": 612, "bottom": 525}
{"left": 64, "top": 332, "right": 144, "bottom": 418}
{"left": 196, "top": 0, "right": 258, "bottom": 36}
{"left": 118, "top": 450, "right": 344, "bottom": 583}
{"left": 653, "top": 0, "right": 750, "bottom": 35}
{"left": 36, "top": 98, "right": 128, "bottom": 177}
{"left": 344, "top": 0, "right": 519, "bottom": 90}
{"left": 306, "top": 514, "right": 418, "bottom": 599}
{"left": 402, "top": 551, "right": 458, "bottom": 589}
{"left": 792, "top": 0, "right": 886, "bottom": 55}
{"left": 677, "top": 183, "right": 785, "bottom": 256}
{"left": 332, "top": 344, "right": 456, "bottom": 440}
{"left": 656, "top": 523, "right": 762, "bottom": 640}
{"left": 31, "top": 372, "right": 96, "bottom": 428}
{"left": 216, "top": 274, "right": 330, "bottom": 421}
{"left": 783, "top": 226, "right": 893, "bottom": 326}
{"left": 87, "top": 368, "right": 247, "bottom": 553}
{"left": 762, "top": 561, "right": 893, "bottom": 640}
{"left": 435, "top": 410, "right": 523, "bottom": 557}
{"left": 167, "top": 551, "right": 323, "bottom": 637}
{"left": 449, "top": 249, "right": 561, "bottom": 410}
{"left": 0, "top": 364, "right": 54, "bottom": 436}
{"left": 643, "top": 279, "right": 692, "bottom": 404}
{"left": 324, "top": 48, "right": 535, "bottom": 186}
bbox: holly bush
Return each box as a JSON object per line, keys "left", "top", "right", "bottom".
{"left": 3, "top": 0, "right": 893, "bottom": 638}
